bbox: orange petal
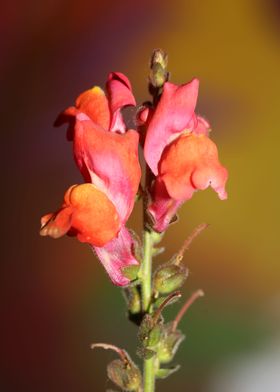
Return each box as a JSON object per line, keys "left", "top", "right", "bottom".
{"left": 160, "top": 133, "right": 228, "bottom": 201}
{"left": 75, "top": 86, "right": 110, "bottom": 130}
{"left": 68, "top": 184, "right": 121, "bottom": 246}
{"left": 40, "top": 184, "right": 121, "bottom": 247}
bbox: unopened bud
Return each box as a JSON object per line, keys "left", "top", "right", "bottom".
{"left": 154, "top": 264, "right": 188, "bottom": 295}
{"left": 150, "top": 48, "right": 169, "bottom": 88}
{"left": 138, "top": 314, "right": 162, "bottom": 348}
{"left": 150, "top": 49, "right": 168, "bottom": 72}
{"left": 123, "top": 286, "right": 141, "bottom": 315}
{"left": 157, "top": 326, "right": 185, "bottom": 364}
{"left": 107, "top": 358, "right": 142, "bottom": 391}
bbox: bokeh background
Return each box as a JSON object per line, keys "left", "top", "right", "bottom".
{"left": 2, "top": 0, "right": 280, "bottom": 391}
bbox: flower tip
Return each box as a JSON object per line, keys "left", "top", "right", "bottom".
{"left": 192, "top": 77, "right": 199, "bottom": 86}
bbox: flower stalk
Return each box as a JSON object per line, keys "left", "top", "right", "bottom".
{"left": 40, "top": 48, "right": 228, "bottom": 392}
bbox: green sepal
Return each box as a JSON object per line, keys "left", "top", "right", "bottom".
{"left": 155, "top": 365, "right": 181, "bottom": 379}
{"left": 107, "top": 358, "right": 142, "bottom": 391}
{"left": 136, "top": 346, "right": 156, "bottom": 360}
{"left": 147, "top": 324, "right": 162, "bottom": 347}
{"left": 138, "top": 314, "right": 154, "bottom": 346}
{"left": 123, "top": 286, "right": 141, "bottom": 315}
{"left": 138, "top": 314, "right": 162, "bottom": 348}
{"left": 122, "top": 265, "right": 140, "bottom": 281}
{"left": 150, "top": 230, "right": 164, "bottom": 245}
{"left": 152, "top": 246, "right": 165, "bottom": 257}
{"left": 157, "top": 325, "right": 185, "bottom": 364}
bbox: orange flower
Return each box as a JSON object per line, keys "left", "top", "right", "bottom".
{"left": 144, "top": 79, "right": 228, "bottom": 232}
{"left": 41, "top": 73, "right": 141, "bottom": 285}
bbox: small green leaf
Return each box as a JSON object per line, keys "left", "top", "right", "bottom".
{"left": 155, "top": 365, "right": 180, "bottom": 379}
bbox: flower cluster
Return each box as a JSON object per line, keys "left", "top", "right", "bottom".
{"left": 40, "top": 67, "right": 228, "bottom": 287}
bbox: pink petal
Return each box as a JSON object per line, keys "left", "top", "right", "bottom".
{"left": 144, "top": 79, "right": 199, "bottom": 175}
{"left": 193, "top": 115, "right": 211, "bottom": 136}
{"left": 148, "top": 179, "right": 183, "bottom": 233}
{"left": 106, "top": 72, "right": 136, "bottom": 133}
{"left": 92, "top": 226, "right": 139, "bottom": 286}
{"left": 73, "top": 114, "right": 141, "bottom": 222}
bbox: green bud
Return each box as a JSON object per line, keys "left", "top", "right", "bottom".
{"left": 154, "top": 264, "right": 188, "bottom": 295}
{"left": 149, "top": 49, "right": 168, "bottom": 88}
{"left": 151, "top": 48, "right": 168, "bottom": 69}
{"left": 138, "top": 314, "right": 162, "bottom": 348}
{"left": 123, "top": 286, "right": 141, "bottom": 315}
{"left": 107, "top": 359, "right": 142, "bottom": 391}
{"left": 157, "top": 327, "right": 185, "bottom": 364}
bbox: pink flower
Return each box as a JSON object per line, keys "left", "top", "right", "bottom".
{"left": 41, "top": 73, "right": 141, "bottom": 286}
{"left": 143, "top": 79, "right": 228, "bottom": 232}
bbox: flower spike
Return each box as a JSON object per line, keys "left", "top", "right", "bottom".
{"left": 42, "top": 73, "right": 141, "bottom": 285}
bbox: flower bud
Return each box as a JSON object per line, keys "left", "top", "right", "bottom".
{"left": 138, "top": 314, "right": 162, "bottom": 348}
{"left": 157, "top": 328, "right": 185, "bottom": 364}
{"left": 153, "top": 264, "right": 188, "bottom": 295}
{"left": 151, "top": 48, "right": 168, "bottom": 69}
{"left": 123, "top": 286, "right": 141, "bottom": 315}
{"left": 149, "top": 49, "right": 169, "bottom": 88}
{"left": 107, "top": 359, "right": 142, "bottom": 391}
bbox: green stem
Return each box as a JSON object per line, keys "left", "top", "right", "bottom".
{"left": 143, "top": 355, "right": 155, "bottom": 392}
{"left": 140, "top": 48, "right": 169, "bottom": 392}
{"left": 142, "top": 230, "right": 156, "bottom": 392}
{"left": 142, "top": 230, "right": 153, "bottom": 312}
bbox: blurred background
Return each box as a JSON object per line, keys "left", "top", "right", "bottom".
{"left": 1, "top": 0, "right": 280, "bottom": 391}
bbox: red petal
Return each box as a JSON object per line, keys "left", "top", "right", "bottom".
{"left": 148, "top": 179, "right": 183, "bottom": 232}
{"left": 73, "top": 114, "right": 141, "bottom": 222}
{"left": 106, "top": 72, "right": 136, "bottom": 133}
{"left": 144, "top": 79, "right": 199, "bottom": 175}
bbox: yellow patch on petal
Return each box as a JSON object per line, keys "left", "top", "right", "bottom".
{"left": 75, "top": 86, "right": 110, "bottom": 130}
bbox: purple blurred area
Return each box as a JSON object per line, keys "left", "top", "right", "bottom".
{"left": 1, "top": 0, "right": 280, "bottom": 391}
